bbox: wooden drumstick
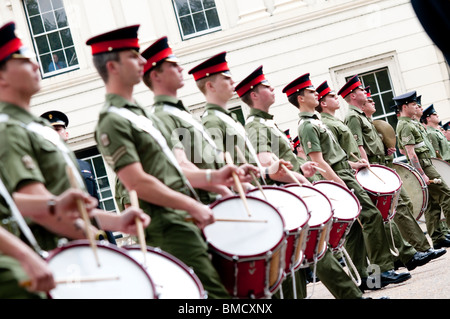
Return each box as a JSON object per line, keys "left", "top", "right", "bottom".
{"left": 129, "top": 190, "right": 147, "bottom": 268}
{"left": 431, "top": 178, "right": 442, "bottom": 184}
{"left": 224, "top": 152, "right": 252, "bottom": 217}
{"left": 235, "top": 146, "right": 267, "bottom": 200}
{"left": 271, "top": 154, "right": 304, "bottom": 187}
{"left": 185, "top": 216, "right": 267, "bottom": 223}
{"left": 350, "top": 153, "right": 385, "bottom": 184}
{"left": 20, "top": 275, "right": 120, "bottom": 288}
{"left": 66, "top": 166, "right": 100, "bottom": 267}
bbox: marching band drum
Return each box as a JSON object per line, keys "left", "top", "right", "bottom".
{"left": 46, "top": 240, "right": 157, "bottom": 299}
{"left": 392, "top": 162, "right": 429, "bottom": 221}
{"left": 355, "top": 164, "right": 403, "bottom": 222}
{"left": 202, "top": 195, "right": 286, "bottom": 299}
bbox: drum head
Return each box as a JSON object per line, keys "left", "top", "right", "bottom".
{"left": 283, "top": 184, "right": 333, "bottom": 227}
{"left": 356, "top": 164, "right": 402, "bottom": 194}
{"left": 431, "top": 158, "right": 450, "bottom": 186}
{"left": 125, "top": 246, "right": 205, "bottom": 299}
{"left": 313, "top": 181, "right": 361, "bottom": 220}
{"left": 47, "top": 240, "right": 155, "bottom": 299}
{"left": 204, "top": 196, "right": 285, "bottom": 257}
{"left": 247, "top": 186, "right": 310, "bottom": 231}
{"left": 393, "top": 162, "right": 428, "bottom": 220}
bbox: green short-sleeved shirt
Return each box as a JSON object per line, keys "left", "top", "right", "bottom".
{"left": 344, "top": 105, "right": 385, "bottom": 157}
{"left": 152, "top": 96, "right": 224, "bottom": 204}
{"left": 396, "top": 117, "right": 430, "bottom": 159}
{"left": 95, "top": 94, "right": 192, "bottom": 214}
{"left": 201, "top": 103, "right": 255, "bottom": 166}
{"left": 427, "top": 126, "right": 450, "bottom": 161}
{"left": 298, "top": 112, "right": 347, "bottom": 166}
{"left": 152, "top": 96, "right": 223, "bottom": 170}
{"left": 245, "top": 108, "right": 301, "bottom": 173}
{"left": 321, "top": 112, "right": 361, "bottom": 158}
{"left": 413, "top": 120, "right": 436, "bottom": 158}
{"left": 0, "top": 102, "right": 81, "bottom": 251}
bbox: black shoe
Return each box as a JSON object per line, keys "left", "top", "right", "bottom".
{"left": 433, "top": 238, "right": 450, "bottom": 249}
{"left": 428, "top": 248, "right": 446, "bottom": 260}
{"left": 393, "top": 260, "right": 405, "bottom": 270}
{"left": 380, "top": 270, "right": 411, "bottom": 286}
{"left": 405, "top": 251, "right": 434, "bottom": 271}
{"left": 445, "top": 233, "right": 450, "bottom": 240}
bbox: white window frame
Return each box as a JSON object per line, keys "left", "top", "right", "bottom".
{"left": 23, "top": 0, "right": 79, "bottom": 78}
{"left": 330, "top": 51, "right": 407, "bottom": 162}
{"left": 172, "top": 0, "right": 222, "bottom": 40}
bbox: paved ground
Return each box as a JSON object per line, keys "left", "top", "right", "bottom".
{"left": 307, "top": 222, "right": 450, "bottom": 299}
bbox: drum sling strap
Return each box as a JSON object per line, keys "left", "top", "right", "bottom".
{"left": 203, "top": 110, "right": 267, "bottom": 184}
{"left": 108, "top": 107, "right": 200, "bottom": 201}
{"left": 152, "top": 104, "right": 220, "bottom": 154}
{"left": 0, "top": 176, "right": 48, "bottom": 258}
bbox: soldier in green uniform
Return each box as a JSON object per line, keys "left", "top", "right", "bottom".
{"left": 292, "top": 136, "right": 322, "bottom": 182}
{"left": 189, "top": 54, "right": 301, "bottom": 187}
{"left": 235, "top": 67, "right": 363, "bottom": 299}
{"left": 88, "top": 26, "right": 259, "bottom": 299}
{"left": 140, "top": 36, "right": 232, "bottom": 204}
{"left": 340, "top": 79, "right": 436, "bottom": 269}
{"left": 422, "top": 105, "right": 450, "bottom": 162}
{"left": 413, "top": 98, "right": 450, "bottom": 246}
{"left": 363, "top": 88, "right": 445, "bottom": 259}
{"left": 286, "top": 73, "right": 411, "bottom": 291}
{"left": 235, "top": 65, "right": 318, "bottom": 185}
{"left": 394, "top": 91, "right": 450, "bottom": 250}
{"left": 0, "top": 22, "right": 149, "bottom": 298}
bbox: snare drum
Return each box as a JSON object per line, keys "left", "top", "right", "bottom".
{"left": 313, "top": 181, "right": 361, "bottom": 251}
{"left": 283, "top": 184, "right": 333, "bottom": 267}
{"left": 203, "top": 195, "right": 286, "bottom": 299}
{"left": 125, "top": 245, "right": 206, "bottom": 299}
{"left": 46, "top": 240, "right": 156, "bottom": 299}
{"left": 355, "top": 164, "right": 402, "bottom": 222}
{"left": 393, "top": 162, "right": 428, "bottom": 221}
{"left": 247, "top": 186, "right": 310, "bottom": 273}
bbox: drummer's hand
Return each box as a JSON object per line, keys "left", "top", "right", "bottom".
{"left": 117, "top": 207, "right": 150, "bottom": 235}
{"left": 300, "top": 161, "right": 319, "bottom": 178}
{"left": 187, "top": 202, "right": 215, "bottom": 230}
{"left": 268, "top": 159, "right": 293, "bottom": 178}
{"left": 215, "top": 164, "right": 259, "bottom": 186}
{"left": 19, "top": 251, "right": 56, "bottom": 293}
{"left": 55, "top": 189, "right": 98, "bottom": 220}
{"left": 387, "top": 147, "right": 396, "bottom": 156}
{"left": 422, "top": 174, "right": 430, "bottom": 185}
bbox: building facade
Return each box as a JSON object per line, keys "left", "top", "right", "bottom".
{"left": 1, "top": 0, "right": 448, "bottom": 212}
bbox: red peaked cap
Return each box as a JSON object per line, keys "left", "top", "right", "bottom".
{"left": 141, "top": 36, "right": 179, "bottom": 75}
{"left": 337, "top": 75, "right": 363, "bottom": 98}
{"left": 316, "top": 80, "right": 336, "bottom": 100}
{"left": 235, "top": 65, "right": 270, "bottom": 97}
{"left": 0, "top": 22, "right": 26, "bottom": 63}
{"left": 282, "top": 73, "right": 314, "bottom": 97}
{"left": 188, "top": 51, "right": 231, "bottom": 81}
{"left": 86, "top": 24, "right": 140, "bottom": 55}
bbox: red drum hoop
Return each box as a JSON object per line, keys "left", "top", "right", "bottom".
{"left": 355, "top": 164, "right": 402, "bottom": 222}
{"left": 124, "top": 245, "right": 206, "bottom": 299}
{"left": 247, "top": 186, "right": 310, "bottom": 273}
{"left": 313, "top": 181, "right": 361, "bottom": 251}
{"left": 283, "top": 184, "right": 333, "bottom": 267}
{"left": 46, "top": 240, "right": 156, "bottom": 299}
{"left": 392, "top": 162, "right": 428, "bottom": 221}
{"left": 204, "top": 195, "right": 286, "bottom": 299}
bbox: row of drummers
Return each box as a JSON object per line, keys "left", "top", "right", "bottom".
{"left": 46, "top": 163, "right": 399, "bottom": 300}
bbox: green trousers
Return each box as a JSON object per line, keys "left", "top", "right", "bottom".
{"left": 337, "top": 169, "right": 394, "bottom": 274}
